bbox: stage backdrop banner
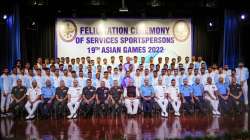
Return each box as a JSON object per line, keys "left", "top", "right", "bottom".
{"left": 56, "top": 18, "right": 192, "bottom": 63}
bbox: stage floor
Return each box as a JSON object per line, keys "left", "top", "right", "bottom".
{"left": 0, "top": 113, "right": 249, "bottom": 140}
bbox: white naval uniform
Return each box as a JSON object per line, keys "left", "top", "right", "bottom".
{"left": 25, "top": 87, "right": 42, "bottom": 116}
{"left": 154, "top": 85, "right": 168, "bottom": 116}
{"left": 167, "top": 85, "right": 181, "bottom": 114}
{"left": 204, "top": 84, "right": 220, "bottom": 115}
{"left": 67, "top": 86, "right": 82, "bottom": 116}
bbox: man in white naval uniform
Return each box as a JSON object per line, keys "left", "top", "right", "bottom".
{"left": 204, "top": 77, "right": 220, "bottom": 115}
{"left": 67, "top": 80, "right": 82, "bottom": 119}
{"left": 167, "top": 79, "right": 181, "bottom": 116}
{"left": 25, "top": 80, "right": 42, "bottom": 119}
{"left": 154, "top": 78, "right": 168, "bottom": 117}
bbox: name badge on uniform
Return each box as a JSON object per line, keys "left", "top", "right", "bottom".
{"left": 117, "top": 89, "right": 121, "bottom": 92}
{"left": 104, "top": 90, "right": 108, "bottom": 93}
{"left": 63, "top": 90, "right": 67, "bottom": 93}
{"left": 20, "top": 88, "right": 24, "bottom": 92}
{"left": 90, "top": 89, "right": 94, "bottom": 92}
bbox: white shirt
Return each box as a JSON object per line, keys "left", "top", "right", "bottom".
{"left": 10, "top": 74, "right": 18, "bottom": 88}
{"left": 200, "top": 74, "right": 208, "bottom": 85}
{"left": 77, "top": 77, "right": 87, "bottom": 88}
{"left": 26, "top": 87, "right": 41, "bottom": 102}
{"left": 204, "top": 84, "right": 218, "bottom": 99}
{"left": 101, "top": 78, "right": 111, "bottom": 89}
{"left": 33, "top": 75, "right": 43, "bottom": 88}
{"left": 167, "top": 85, "right": 180, "bottom": 101}
{"left": 187, "top": 74, "right": 195, "bottom": 85}
{"left": 68, "top": 86, "right": 82, "bottom": 102}
{"left": 154, "top": 85, "right": 167, "bottom": 98}
{"left": 152, "top": 77, "right": 159, "bottom": 86}
{"left": 0, "top": 74, "right": 11, "bottom": 93}
{"left": 236, "top": 67, "right": 249, "bottom": 82}
{"left": 134, "top": 76, "right": 142, "bottom": 88}
{"left": 53, "top": 76, "right": 61, "bottom": 88}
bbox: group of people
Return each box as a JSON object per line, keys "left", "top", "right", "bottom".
{"left": 0, "top": 55, "right": 249, "bottom": 119}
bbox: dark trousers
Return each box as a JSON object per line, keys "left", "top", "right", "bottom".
{"left": 39, "top": 98, "right": 53, "bottom": 117}
{"left": 142, "top": 98, "right": 153, "bottom": 113}
{"left": 96, "top": 100, "right": 108, "bottom": 115}
{"left": 228, "top": 97, "right": 242, "bottom": 113}
{"left": 81, "top": 100, "right": 96, "bottom": 115}
{"left": 183, "top": 96, "right": 193, "bottom": 113}
{"left": 108, "top": 99, "right": 123, "bottom": 114}
{"left": 193, "top": 96, "right": 205, "bottom": 113}
{"left": 53, "top": 100, "right": 67, "bottom": 116}
{"left": 219, "top": 96, "right": 230, "bottom": 113}
{"left": 9, "top": 100, "right": 26, "bottom": 116}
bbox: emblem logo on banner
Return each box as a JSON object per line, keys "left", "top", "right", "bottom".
{"left": 173, "top": 20, "right": 190, "bottom": 42}
{"left": 58, "top": 20, "right": 77, "bottom": 42}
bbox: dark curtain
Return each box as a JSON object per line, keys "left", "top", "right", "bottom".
{"left": 223, "top": 10, "right": 240, "bottom": 69}
{"left": 0, "top": 3, "right": 21, "bottom": 70}
{"left": 192, "top": 14, "right": 224, "bottom": 66}
{"left": 20, "top": 15, "right": 55, "bottom": 65}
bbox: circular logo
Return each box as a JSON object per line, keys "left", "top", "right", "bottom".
{"left": 58, "top": 20, "right": 77, "bottom": 42}
{"left": 173, "top": 20, "right": 190, "bottom": 42}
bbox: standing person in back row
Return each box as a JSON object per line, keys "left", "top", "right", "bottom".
{"left": 236, "top": 62, "right": 249, "bottom": 110}
{"left": 0, "top": 67, "right": 12, "bottom": 115}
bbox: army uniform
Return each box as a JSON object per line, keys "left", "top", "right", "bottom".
{"left": 53, "top": 86, "right": 69, "bottom": 116}
{"left": 228, "top": 83, "right": 242, "bottom": 113}
{"left": 10, "top": 86, "right": 27, "bottom": 116}
{"left": 81, "top": 86, "right": 96, "bottom": 116}
{"left": 109, "top": 86, "right": 123, "bottom": 114}
{"left": 96, "top": 87, "right": 109, "bottom": 115}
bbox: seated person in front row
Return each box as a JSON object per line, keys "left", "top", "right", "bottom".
{"left": 96, "top": 81, "right": 109, "bottom": 115}
{"left": 10, "top": 79, "right": 27, "bottom": 117}
{"left": 216, "top": 77, "right": 230, "bottom": 113}
{"left": 204, "top": 77, "right": 220, "bottom": 116}
{"left": 108, "top": 80, "right": 124, "bottom": 114}
{"left": 25, "top": 80, "right": 42, "bottom": 120}
{"left": 228, "top": 77, "right": 243, "bottom": 113}
{"left": 124, "top": 80, "right": 140, "bottom": 116}
{"left": 53, "top": 80, "right": 68, "bottom": 116}
{"left": 191, "top": 78, "right": 205, "bottom": 113}
{"left": 167, "top": 79, "right": 181, "bottom": 116}
{"left": 81, "top": 79, "right": 96, "bottom": 116}
{"left": 180, "top": 78, "right": 193, "bottom": 114}
{"left": 67, "top": 80, "right": 82, "bottom": 119}
{"left": 39, "top": 79, "right": 56, "bottom": 117}
{"left": 154, "top": 78, "right": 168, "bottom": 117}
{"left": 140, "top": 79, "right": 155, "bottom": 115}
